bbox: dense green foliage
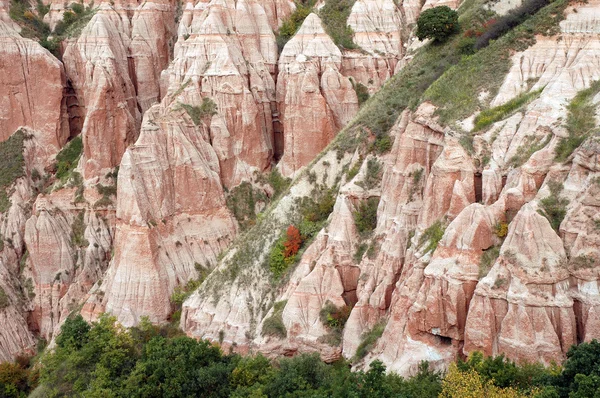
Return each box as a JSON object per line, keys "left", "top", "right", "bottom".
{"left": 354, "top": 321, "right": 385, "bottom": 361}
{"left": 353, "top": 197, "right": 379, "bottom": 237}
{"left": 8, "top": 315, "right": 600, "bottom": 397}
{"left": 351, "top": 79, "right": 370, "bottom": 106}
{"left": 555, "top": 80, "right": 600, "bottom": 162}
{"left": 319, "top": 0, "right": 357, "bottom": 49}
{"left": 0, "top": 287, "right": 9, "bottom": 309}
{"left": 9, "top": 1, "right": 95, "bottom": 55}
{"left": 419, "top": 220, "right": 446, "bottom": 254}
{"left": 181, "top": 98, "right": 218, "bottom": 125}
{"left": 226, "top": 182, "right": 268, "bottom": 231}
{"left": 276, "top": 1, "right": 315, "bottom": 51}
{"left": 473, "top": 88, "right": 542, "bottom": 131}
{"left": 416, "top": 6, "right": 459, "bottom": 42}
{"left": 55, "top": 137, "right": 83, "bottom": 181}
{"left": 538, "top": 180, "right": 568, "bottom": 232}
{"left": 261, "top": 300, "right": 287, "bottom": 338}
{"left": 0, "top": 130, "right": 27, "bottom": 213}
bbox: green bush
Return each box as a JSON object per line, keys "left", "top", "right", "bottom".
{"left": 555, "top": 80, "right": 600, "bottom": 162}
{"left": 356, "top": 158, "right": 382, "bottom": 190}
{"left": 507, "top": 133, "right": 551, "bottom": 168}
{"left": 354, "top": 242, "right": 368, "bottom": 263}
{"left": 479, "top": 246, "right": 500, "bottom": 279}
{"left": 473, "top": 88, "right": 542, "bottom": 131}
{"left": 416, "top": 6, "right": 459, "bottom": 42}
{"left": 265, "top": 169, "right": 291, "bottom": 199}
{"left": 0, "top": 130, "right": 26, "bottom": 194}
{"left": 261, "top": 300, "right": 287, "bottom": 338}
{"left": 276, "top": 1, "right": 315, "bottom": 51}
{"left": 0, "top": 287, "right": 9, "bottom": 309}
{"left": 56, "top": 136, "right": 83, "bottom": 181}
{"left": 319, "top": 0, "right": 357, "bottom": 49}
{"left": 181, "top": 98, "right": 218, "bottom": 125}
{"left": 350, "top": 79, "right": 370, "bottom": 106}
{"left": 418, "top": 220, "right": 445, "bottom": 254}
{"left": 70, "top": 211, "right": 89, "bottom": 248}
{"left": 538, "top": 180, "right": 568, "bottom": 232}
{"left": 354, "top": 321, "right": 385, "bottom": 361}
{"left": 226, "top": 182, "right": 268, "bottom": 231}
{"left": 353, "top": 197, "right": 379, "bottom": 237}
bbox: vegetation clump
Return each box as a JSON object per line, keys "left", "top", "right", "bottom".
{"left": 226, "top": 182, "right": 268, "bottom": 231}
{"left": 181, "top": 98, "right": 218, "bottom": 125}
{"left": 356, "top": 158, "right": 382, "bottom": 190}
{"left": 318, "top": 0, "right": 357, "bottom": 49}
{"left": 261, "top": 300, "right": 287, "bottom": 338}
{"left": 55, "top": 136, "right": 83, "bottom": 181}
{"left": 354, "top": 321, "right": 385, "bottom": 361}
{"left": 269, "top": 225, "right": 303, "bottom": 278}
{"left": 0, "top": 287, "right": 9, "bottom": 309}
{"left": 538, "top": 180, "right": 568, "bottom": 232}
{"left": 418, "top": 220, "right": 446, "bottom": 254}
{"left": 0, "top": 130, "right": 27, "bottom": 213}
{"left": 507, "top": 134, "right": 551, "bottom": 168}
{"left": 353, "top": 197, "right": 379, "bottom": 237}
{"left": 555, "top": 80, "right": 600, "bottom": 162}
{"left": 275, "top": 0, "right": 315, "bottom": 51}
{"left": 70, "top": 211, "right": 89, "bottom": 248}
{"left": 479, "top": 246, "right": 500, "bottom": 279}
{"left": 318, "top": 301, "right": 351, "bottom": 346}
{"left": 473, "top": 88, "right": 543, "bottom": 131}
{"left": 350, "top": 78, "right": 370, "bottom": 106}
{"left": 416, "top": 6, "right": 459, "bottom": 43}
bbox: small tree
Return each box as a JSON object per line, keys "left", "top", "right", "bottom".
{"left": 416, "top": 6, "right": 459, "bottom": 42}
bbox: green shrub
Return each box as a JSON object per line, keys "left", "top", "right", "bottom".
{"left": 261, "top": 300, "right": 287, "bottom": 338}
{"left": 356, "top": 158, "right": 382, "bottom": 190}
{"left": 353, "top": 197, "right": 379, "bottom": 237}
{"left": 354, "top": 243, "right": 368, "bottom": 263}
{"left": 0, "top": 287, "right": 9, "bottom": 309}
{"left": 56, "top": 136, "right": 83, "bottom": 181}
{"left": 555, "top": 80, "right": 600, "bottom": 162}
{"left": 538, "top": 180, "right": 568, "bottom": 232}
{"left": 319, "top": 0, "right": 357, "bottom": 49}
{"left": 418, "top": 220, "right": 445, "bottom": 254}
{"left": 319, "top": 301, "right": 351, "bottom": 346}
{"left": 70, "top": 211, "right": 89, "bottom": 248}
{"left": 269, "top": 236, "right": 291, "bottom": 278}
{"left": 170, "top": 271, "right": 208, "bottom": 307}
{"left": 276, "top": 1, "right": 315, "bottom": 51}
{"left": 226, "top": 182, "right": 268, "bottom": 231}
{"left": 181, "top": 98, "right": 218, "bottom": 125}
{"left": 266, "top": 169, "right": 291, "bottom": 199}
{"left": 507, "top": 133, "right": 551, "bottom": 168}
{"left": 354, "top": 321, "right": 385, "bottom": 361}
{"left": 0, "top": 130, "right": 26, "bottom": 193}
{"left": 473, "top": 88, "right": 542, "bottom": 131}
{"left": 479, "top": 246, "right": 500, "bottom": 279}
{"left": 416, "top": 6, "right": 459, "bottom": 42}
{"left": 350, "top": 79, "right": 369, "bottom": 106}
{"left": 372, "top": 136, "right": 392, "bottom": 154}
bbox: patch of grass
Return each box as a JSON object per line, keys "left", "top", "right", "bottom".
{"left": 181, "top": 98, "right": 218, "bottom": 125}
{"left": 408, "top": 168, "right": 424, "bottom": 201}
{"left": 507, "top": 133, "right": 551, "bottom": 168}
{"left": 170, "top": 267, "right": 209, "bottom": 307}
{"left": 571, "top": 255, "right": 596, "bottom": 270}
{"left": 0, "top": 129, "right": 26, "bottom": 189}
{"left": 425, "top": 0, "right": 568, "bottom": 126}
{"left": 56, "top": 136, "right": 83, "bottom": 181}
{"left": 538, "top": 180, "right": 568, "bottom": 232}
{"left": 555, "top": 81, "right": 600, "bottom": 162}
{"left": 353, "top": 197, "right": 379, "bottom": 237}
{"left": 356, "top": 158, "right": 382, "bottom": 190}
{"left": 350, "top": 79, "right": 370, "bottom": 106}
{"left": 276, "top": 1, "right": 315, "bottom": 51}
{"left": 479, "top": 246, "right": 500, "bottom": 279}
{"left": 262, "top": 169, "right": 291, "bottom": 199}
{"left": 70, "top": 211, "right": 89, "bottom": 248}
{"left": 226, "top": 182, "right": 268, "bottom": 231}
{"left": 418, "top": 220, "right": 445, "bottom": 254}
{"left": 0, "top": 287, "right": 9, "bottom": 309}
{"left": 354, "top": 321, "right": 386, "bottom": 361}
{"left": 261, "top": 300, "right": 287, "bottom": 338}
{"left": 494, "top": 222, "right": 508, "bottom": 238}
{"left": 318, "top": 301, "right": 351, "bottom": 346}
{"left": 354, "top": 243, "right": 368, "bottom": 263}
{"left": 10, "top": 0, "right": 95, "bottom": 55}
{"left": 319, "top": 0, "right": 357, "bottom": 50}
{"left": 473, "top": 88, "right": 543, "bottom": 131}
